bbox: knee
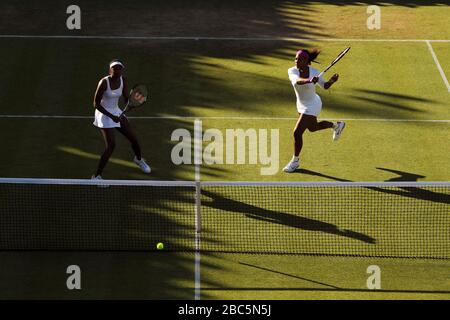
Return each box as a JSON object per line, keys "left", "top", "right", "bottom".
{"left": 308, "top": 126, "right": 318, "bottom": 132}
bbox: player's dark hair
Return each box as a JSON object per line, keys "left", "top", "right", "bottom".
{"left": 304, "top": 48, "right": 320, "bottom": 64}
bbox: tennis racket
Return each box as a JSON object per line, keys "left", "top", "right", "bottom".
{"left": 317, "top": 47, "right": 350, "bottom": 78}
{"left": 119, "top": 84, "right": 148, "bottom": 117}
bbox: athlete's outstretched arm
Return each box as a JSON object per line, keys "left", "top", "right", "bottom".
{"left": 323, "top": 73, "right": 339, "bottom": 89}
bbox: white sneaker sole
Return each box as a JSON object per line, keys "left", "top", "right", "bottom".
{"left": 333, "top": 122, "right": 346, "bottom": 141}
{"left": 283, "top": 163, "right": 299, "bottom": 173}
{"left": 91, "top": 179, "right": 110, "bottom": 188}
{"left": 136, "top": 166, "right": 151, "bottom": 173}
{"left": 134, "top": 159, "right": 151, "bottom": 173}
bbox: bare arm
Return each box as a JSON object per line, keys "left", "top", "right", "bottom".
{"left": 296, "top": 78, "right": 314, "bottom": 85}
{"left": 289, "top": 69, "right": 312, "bottom": 86}
{"left": 306, "top": 73, "right": 339, "bottom": 89}
{"left": 323, "top": 73, "right": 339, "bottom": 90}
{"left": 93, "top": 79, "right": 119, "bottom": 122}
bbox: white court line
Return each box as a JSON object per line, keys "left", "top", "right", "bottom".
{"left": 0, "top": 34, "right": 449, "bottom": 42}
{"left": 0, "top": 115, "right": 449, "bottom": 122}
{"left": 426, "top": 41, "right": 450, "bottom": 93}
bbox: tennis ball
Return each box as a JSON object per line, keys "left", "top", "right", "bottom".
{"left": 156, "top": 242, "right": 164, "bottom": 250}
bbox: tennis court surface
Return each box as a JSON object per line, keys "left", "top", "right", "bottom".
{"left": 0, "top": 1, "right": 449, "bottom": 300}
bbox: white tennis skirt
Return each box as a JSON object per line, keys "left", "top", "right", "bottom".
{"left": 93, "top": 107, "right": 122, "bottom": 128}
{"left": 296, "top": 94, "right": 322, "bottom": 117}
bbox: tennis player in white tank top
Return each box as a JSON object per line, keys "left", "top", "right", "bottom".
{"left": 283, "top": 49, "right": 346, "bottom": 173}
{"left": 92, "top": 59, "right": 151, "bottom": 179}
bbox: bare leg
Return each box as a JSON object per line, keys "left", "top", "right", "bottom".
{"left": 308, "top": 116, "right": 334, "bottom": 132}
{"left": 95, "top": 128, "right": 116, "bottom": 176}
{"left": 293, "top": 113, "right": 313, "bottom": 157}
{"left": 116, "top": 117, "right": 142, "bottom": 160}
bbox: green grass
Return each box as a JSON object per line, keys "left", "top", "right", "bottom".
{"left": 0, "top": 40, "right": 449, "bottom": 181}
{"left": 430, "top": 42, "right": 450, "bottom": 82}
{"left": 1, "top": 252, "right": 448, "bottom": 299}
{"left": 279, "top": 3, "right": 450, "bottom": 40}
{"left": 0, "top": 1, "right": 449, "bottom": 300}
{"left": 199, "top": 120, "right": 450, "bottom": 181}
{"left": 200, "top": 254, "right": 450, "bottom": 300}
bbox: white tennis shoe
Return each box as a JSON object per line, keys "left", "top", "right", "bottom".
{"left": 283, "top": 159, "right": 300, "bottom": 173}
{"left": 91, "top": 175, "right": 110, "bottom": 188}
{"left": 333, "top": 121, "right": 346, "bottom": 141}
{"left": 134, "top": 157, "right": 151, "bottom": 173}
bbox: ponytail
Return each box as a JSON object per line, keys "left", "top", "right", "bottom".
{"left": 304, "top": 48, "right": 321, "bottom": 64}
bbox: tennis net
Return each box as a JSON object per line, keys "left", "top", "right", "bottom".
{"left": 0, "top": 178, "right": 449, "bottom": 259}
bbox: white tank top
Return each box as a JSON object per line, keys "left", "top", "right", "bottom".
{"left": 100, "top": 76, "right": 123, "bottom": 111}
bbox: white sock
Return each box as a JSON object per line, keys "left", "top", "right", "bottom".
{"left": 333, "top": 122, "right": 338, "bottom": 130}
{"left": 292, "top": 156, "right": 299, "bottom": 162}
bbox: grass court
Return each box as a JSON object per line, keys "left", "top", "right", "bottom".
{"left": 0, "top": 0, "right": 449, "bottom": 299}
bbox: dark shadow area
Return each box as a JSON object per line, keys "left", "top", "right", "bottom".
{"left": 350, "top": 96, "right": 424, "bottom": 112}
{"left": 353, "top": 89, "right": 437, "bottom": 103}
{"left": 0, "top": 184, "right": 199, "bottom": 248}
{"left": 202, "top": 190, "right": 376, "bottom": 244}
{"left": 348, "top": 86, "right": 441, "bottom": 113}
{"left": 1, "top": 0, "right": 447, "bottom": 37}
{"left": 377, "top": 167, "right": 426, "bottom": 181}
{"left": 376, "top": 167, "right": 450, "bottom": 204}
{"left": 297, "top": 168, "right": 350, "bottom": 181}
{"left": 343, "top": 87, "right": 442, "bottom": 117}
{"left": 0, "top": 183, "right": 214, "bottom": 299}
{"left": 0, "top": 0, "right": 328, "bottom": 39}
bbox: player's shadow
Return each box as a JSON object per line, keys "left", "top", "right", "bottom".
{"left": 202, "top": 190, "right": 376, "bottom": 244}
{"left": 295, "top": 167, "right": 450, "bottom": 205}
{"left": 348, "top": 88, "right": 438, "bottom": 113}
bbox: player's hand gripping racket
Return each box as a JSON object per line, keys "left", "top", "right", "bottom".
{"left": 119, "top": 84, "right": 148, "bottom": 118}
{"left": 317, "top": 47, "right": 350, "bottom": 78}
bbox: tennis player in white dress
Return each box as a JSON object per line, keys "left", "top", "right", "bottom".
{"left": 283, "top": 49, "right": 346, "bottom": 173}
{"left": 92, "top": 59, "right": 151, "bottom": 179}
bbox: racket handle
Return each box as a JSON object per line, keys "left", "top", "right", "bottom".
{"left": 119, "top": 101, "right": 130, "bottom": 117}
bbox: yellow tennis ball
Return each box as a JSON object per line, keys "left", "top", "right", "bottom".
{"left": 156, "top": 242, "right": 164, "bottom": 250}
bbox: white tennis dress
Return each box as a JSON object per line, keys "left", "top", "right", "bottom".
{"left": 93, "top": 76, "right": 123, "bottom": 128}
{"left": 288, "top": 66, "right": 326, "bottom": 116}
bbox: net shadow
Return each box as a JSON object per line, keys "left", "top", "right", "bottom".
{"left": 296, "top": 168, "right": 450, "bottom": 205}
{"left": 202, "top": 189, "right": 376, "bottom": 244}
